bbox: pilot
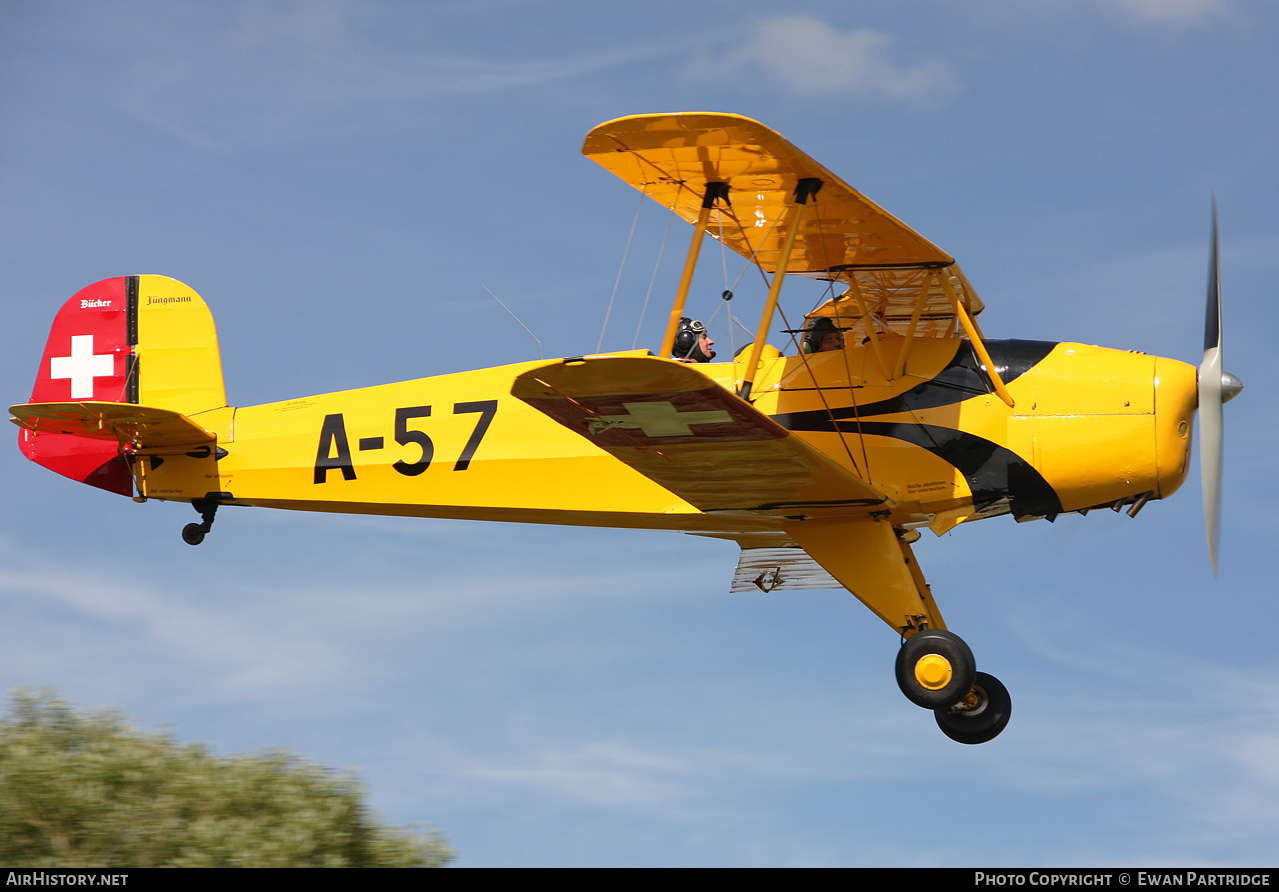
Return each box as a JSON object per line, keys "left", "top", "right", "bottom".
{"left": 802, "top": 317, "right": 845, "bottom": 354}
{"left": 672, "top": 317, "right": 716, "bottom": 363}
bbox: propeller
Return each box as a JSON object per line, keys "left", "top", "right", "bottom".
{"left": 1197, "top": 199, "right": 1244, "bottom": 574}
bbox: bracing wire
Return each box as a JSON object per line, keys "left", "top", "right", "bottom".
{"left": 708, "top": 201, "right": 787, "bottom": 353}
{"left": 483, "top": 285, "right": 543, "bottom": 360}
{"left": 716, "top": 218, "right": 736, "bottom": 357}
{"left": 775, "top": 299, "right": 866, "bottom": 478}
{"left": 598, "top": 190, "right": 646, "bottom": 353}
{"left": 801, "top": 200, "right": 872, "bottom": 478}
{"left": 632, "top": 206, "right": 676, "bottom": 350}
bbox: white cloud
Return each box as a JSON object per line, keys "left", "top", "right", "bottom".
{"left": 708, "top": 17, "right": 960, "bottom": 104}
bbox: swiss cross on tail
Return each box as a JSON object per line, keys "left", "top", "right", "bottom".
{"left": 20, "top": 277, "right": 135, "bottom": 494}
{"left": 50, "top": 335, "right": 116, "bottom": 399}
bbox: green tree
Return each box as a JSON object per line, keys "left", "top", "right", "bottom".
{"left": 0, "top": 689, "right": 453, "bottom": 867}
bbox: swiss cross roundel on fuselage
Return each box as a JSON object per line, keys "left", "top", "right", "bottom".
{"left": 31, "top": 278, "right": 131, "bottom": 404}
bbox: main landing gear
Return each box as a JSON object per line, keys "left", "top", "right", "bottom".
{"left": 895, "top": 629, "right": 1011, "bottom": 744}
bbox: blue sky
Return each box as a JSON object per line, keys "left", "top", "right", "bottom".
{"left": 2, "top": 0, "right": 1277, "bottom": 867}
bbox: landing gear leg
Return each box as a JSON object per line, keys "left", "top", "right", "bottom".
{"left": 181, "top": 499, "right": 218, "bottom": 546}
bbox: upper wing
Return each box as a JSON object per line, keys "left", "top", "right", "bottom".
{"left": 511, "top": 356, "right": 892, "bottom": 515}
{"left": 583, "top": 113, "right": 950, "bottom": 272}
{"left": 582, "top": 112, "right": 984, "bottom": 340}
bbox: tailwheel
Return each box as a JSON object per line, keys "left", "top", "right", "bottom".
{"left": 180, "top": 498, "right": 219, "bottom": 546}
{"left": 934, "top": 671, "right": 1012, "bottom": 745}
{"left": 895, "top": 629, "right": 976, "bottom": 710}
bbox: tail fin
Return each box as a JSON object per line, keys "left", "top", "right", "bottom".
{"left": 15, "top": 276, "right": 226, "bottom": 495}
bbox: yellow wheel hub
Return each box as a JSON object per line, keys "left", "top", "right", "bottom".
{"left": 914, "top": 654, "right": 953, "bottom": 690}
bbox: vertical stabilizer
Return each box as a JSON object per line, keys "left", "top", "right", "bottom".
{"left": 18, "top": 276, "right": 226, "bottom": 495}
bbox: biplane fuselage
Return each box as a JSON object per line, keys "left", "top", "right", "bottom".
{"left": 134, "top": 335, "right": 1197, "bottom": 538}
{"left": 14, "top": 113, "right": 1226, "bottom": 744}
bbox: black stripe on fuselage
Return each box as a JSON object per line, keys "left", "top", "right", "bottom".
{"left": 774, "top": 339, "right": 1057, "bottom": 424}
{"left": 773, "top": 339, "right": 1063, "bottom": 519}
{"left": 857, "top": 421, "right": 1062, "bottom": 518}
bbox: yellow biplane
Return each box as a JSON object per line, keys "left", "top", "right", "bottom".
{"left": 11, "top": 113, "right": 1242, "bottom": 744}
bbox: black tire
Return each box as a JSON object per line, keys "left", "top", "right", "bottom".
{"left": 935, "top": 671, "right": 1012, "bottom": 745}
{"left": 181, "top": 523, "right": 206, "bottom": 546}
{"left": 895, "top": 629, "right": 977, "bottom": 709}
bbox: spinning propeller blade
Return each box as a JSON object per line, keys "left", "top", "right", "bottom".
{"left": 1197, "top": 199, "right": 1243, "bottom": 574}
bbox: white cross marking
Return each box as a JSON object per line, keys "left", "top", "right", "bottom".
{"left": 593, "top": 401, "right": 732, "bottom": 437}
{"left": 50, "top": 335, "right": 115, "bottom": 399}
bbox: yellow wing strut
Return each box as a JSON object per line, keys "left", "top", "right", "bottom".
{"left": 938, "top": 275, "right": 1015, "bottom": 408}
{"left": 738, "top": 178, "right": 822, "bottom": 401}
{"left": 660, "top": 182, "right": 730, "bottom": 359}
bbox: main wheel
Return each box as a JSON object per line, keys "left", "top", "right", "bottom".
{"left": 181, "top": 523, "right": 206, "bottom": 546}
{"left": 935, "top": 671, "right": 1012, "bottom": 745}
{"left": 895, "top": 629, "right": 976, "bottom": 709}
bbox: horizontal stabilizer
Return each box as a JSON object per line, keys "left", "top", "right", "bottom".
{"left": 10, "top": 401, "right": 215, "bottom": 451}
{"left": 730, "top": 546, "right": 840, "bottom": 593}
{"left": 511, "top": 356, "right": 891, "bottom": 516}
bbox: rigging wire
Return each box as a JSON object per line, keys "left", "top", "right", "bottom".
{"left": 708, "top": 200, "right": 786, "bottom": 354}
{"left": 807, "top": 200, "right": 871, "bottom": 478}
{"left": 483, "top": 285, "right": 543, "bottom": 360}
{"left": 598, "top": 189, "right": 646, "bottom": 353}
{"left": 632, "top": 207, "right": 676, "bottom": 350}
{"left": 730, "top": 192, "right": 867, "bottom": 479}
{"left": 774, "top": 299, "right": 867, "bottom": 480}
{"left": 715, "top": 217, "right": 737, "bottom": 357}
